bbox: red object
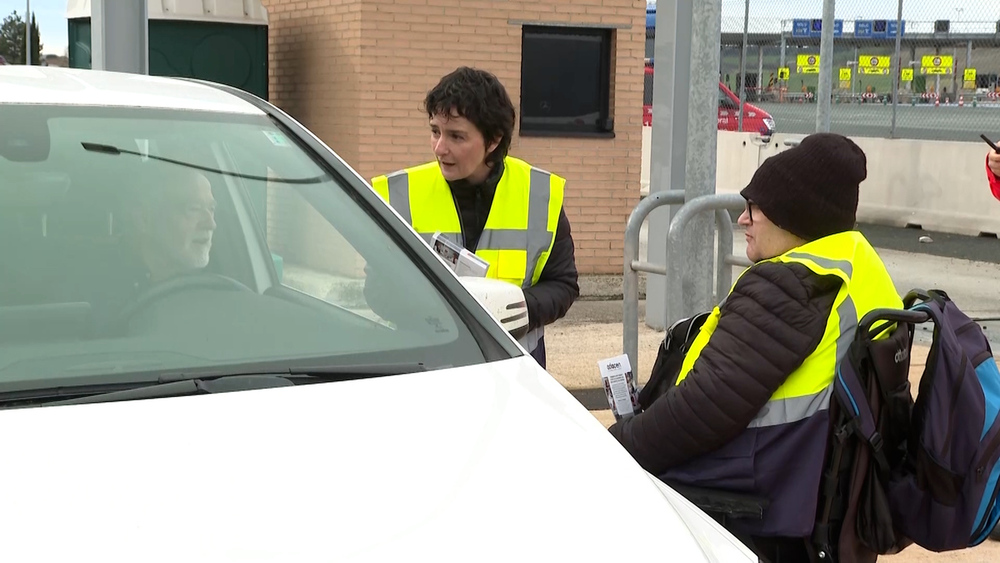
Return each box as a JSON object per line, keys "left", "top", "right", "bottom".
{"left": 641, "top": 64, "right": 775, "bottom": 135}
{"left": 988, "top": 155, "right": 1000, "bottom": 202}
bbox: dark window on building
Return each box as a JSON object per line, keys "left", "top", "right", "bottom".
{"left": 520, "top": 26, "right": 614, "bottom": 137}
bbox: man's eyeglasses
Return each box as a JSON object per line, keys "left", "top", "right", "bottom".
{"left": 744, "top": 200, "right": 756, "bottom": 223}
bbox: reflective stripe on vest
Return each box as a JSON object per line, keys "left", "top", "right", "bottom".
{"left": 663, "top": 231, "right": 902, "bottom": 537}
{"left": 676, "top": 231, "right": 900, "bottom": 427}
{"left": 371, "top": 156, "right": 565, "bottom": 290}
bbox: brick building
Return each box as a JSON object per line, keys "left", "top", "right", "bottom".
{"left": 260, "top": 0, "right": 646, "bottom": 275}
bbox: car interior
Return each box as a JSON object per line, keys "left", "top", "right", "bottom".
{"left": 0, "top": 130, "right": 260, "bottom": 342}
{"left": 0, "top": 105, "right": 493, "bottom": 385}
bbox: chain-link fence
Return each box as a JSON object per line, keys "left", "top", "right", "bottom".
{"left": 711, "top": 0, "right": 1000, "bottom": 141}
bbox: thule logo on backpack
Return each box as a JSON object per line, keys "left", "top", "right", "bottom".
{"left": 895, "top": 347, "right": 909, "bottom": 363}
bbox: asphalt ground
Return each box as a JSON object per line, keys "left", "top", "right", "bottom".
{"left": 858, "top": 222, "right": 1000, "bottom": 263}
{"left": 757, "top": 101, "right": 1000, "bottom": 142}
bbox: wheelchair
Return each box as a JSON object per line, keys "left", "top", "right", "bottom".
{"left": 657, "top": 302, "right": 930, "bottom": 563}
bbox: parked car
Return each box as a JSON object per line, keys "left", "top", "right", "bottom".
{"left": 0, "top": 66, "right": 756, "bottom": 562}
{"left": 643, "top": 63, "right": 776, "bottom": 136}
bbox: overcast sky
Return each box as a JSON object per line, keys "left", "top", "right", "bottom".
{"left": 1, "top": 0, "right": 998, "bottom": 57}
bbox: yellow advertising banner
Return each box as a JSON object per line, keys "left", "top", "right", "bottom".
{"left": 859, "top": 55, "right": 891, "bottom": 68}
{"left": 796, "top": 54, "right": 820, "bottom": 74}
{"left": 921, "top": 55, "right": 954, "bottom": 75}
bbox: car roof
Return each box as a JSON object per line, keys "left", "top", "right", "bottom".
{"left": 0, "top": 66, "right": 265, "bottom": 115}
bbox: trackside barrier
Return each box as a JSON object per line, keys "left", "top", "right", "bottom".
{"left": 623, "top": 192, "right": 753, "bottom": 375}
{"left": 715, "top": 132, "right": 1000, "bottom": 238}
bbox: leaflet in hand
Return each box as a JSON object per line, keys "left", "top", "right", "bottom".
{"left": 431, "top": 232, "right": 490, "bottom": 277}
{"left": 598, "top": 354, "right": 640, "bottom": 421}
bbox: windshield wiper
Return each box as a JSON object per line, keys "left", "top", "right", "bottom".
{"left": 155, "top": 362, "right": 428, "bottom": 383}
{"left": 0, "top": 362, "right": 427, "bottom": 409}
{"left": 48, "top": 375, "right": 295, "bottom": 406}
{"left": 80, "top": 142, "right": 329, "bottom": 185}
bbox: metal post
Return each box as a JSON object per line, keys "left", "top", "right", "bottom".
{"left": 25, "top": 0, "right": 30, "bottom": 65}
{"left": 967, "top": 40, "right": 974, "bottom": 93}
{"left": 815, "top": 0, "right": 836, "bottom": 132}
{"left": 890, "top": 0, "right": 903, "bottom": 138}
{"left": 91, "top": 0, "right": 149, "bottom": 74}
{"left": 757, "top": 45, "right": 764, "bottom": 101}
{"left": 679, "top": 0, "right": 723, "bottom": 319}
{"left": 935, "top": 46, "right": 941, "bottom": 97}
{"left": 908, "top": 45, "right": 916, "bottom": 91}
{"left": 645, "top": 0, "right": 693, "bottom": 330}
{"left": 779, "top": 31, "right": 786, "bottom": 88}
{"left": 853, "top": 46, "right": 859, "bottom": 99}
{"left": 952, "top": 46, "right": 958, "bottom": 101}
{"left": 738, "top": 0, "right": 749, "bottom": 132}
{"left": 714, "top": 209, "right": 741, "bottom": 302}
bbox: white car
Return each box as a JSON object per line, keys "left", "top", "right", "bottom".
{"left": 0, "top": 66, "right": 756, "bottom": 562}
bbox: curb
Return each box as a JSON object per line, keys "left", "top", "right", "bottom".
{"left": 578, "top": 274, "right": 647, "bottom": 301}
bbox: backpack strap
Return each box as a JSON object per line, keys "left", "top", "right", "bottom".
{"left": 835, "top": 355, "right": 891, "bottom": 473}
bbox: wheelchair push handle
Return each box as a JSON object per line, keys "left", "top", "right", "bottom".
{"left": 858, "top": 308, "right": 931, "bottom": 340}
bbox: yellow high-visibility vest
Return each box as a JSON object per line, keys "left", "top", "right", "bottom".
{"left": 371, "top": 156, "right": 565, "bottom": 290}
{"left": 676, "top": 230, "right": 902, "bottom": 429}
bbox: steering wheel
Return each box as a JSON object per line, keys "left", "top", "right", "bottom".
{"left": 111, "top": 272, "right": 253, "bottom": 332}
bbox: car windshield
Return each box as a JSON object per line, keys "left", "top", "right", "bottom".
{"left": 0, "top": 104, "right": 508, "bottom": 392}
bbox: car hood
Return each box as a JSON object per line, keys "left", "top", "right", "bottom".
{"left": 0, "top": 357, "right": 755, "bottom": 562}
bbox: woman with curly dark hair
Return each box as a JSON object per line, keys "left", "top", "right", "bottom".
{"left": 370, "top": 67, "right": 579, "bottom": 368}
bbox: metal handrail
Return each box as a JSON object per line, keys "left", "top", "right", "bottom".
{"left": 622, "top": 191, "right": 752, "bottom": 376}
{"left": 623, "top": 190, "right": 685, "bottom": 371}
{"left": 666, "top": 193, "right": 751, "bottom": 326}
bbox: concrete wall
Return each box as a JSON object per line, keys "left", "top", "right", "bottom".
{"left": 643, "top": 127, "right": 1000, "bottom": 237}
{"left": 262, "top": 0, "right": 647, "bottom": 275}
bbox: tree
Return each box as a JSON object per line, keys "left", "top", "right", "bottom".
{"left": 0, "top": 11, "right": 43, "bottom": 65}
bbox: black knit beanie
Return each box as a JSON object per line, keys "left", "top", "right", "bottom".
{"left": 740, "top": 132, "right": 867, "bottom": 241}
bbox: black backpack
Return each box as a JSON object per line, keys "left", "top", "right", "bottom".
{"left": 637, "top": 311, "right": 710, "bottom": 411}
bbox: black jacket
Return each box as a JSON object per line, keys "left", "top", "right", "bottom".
{"left": 608, "top": 260, "right": 841, "bottom": 475}
{"left": 448, "top": 161, "right": 579, "bottom": 331}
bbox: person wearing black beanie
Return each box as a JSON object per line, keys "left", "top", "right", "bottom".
{"left": 609, "top": 133, "right": 902, "bottom": 562}
{"left": 740, "top": 132, "right": 867, "bottom": 257}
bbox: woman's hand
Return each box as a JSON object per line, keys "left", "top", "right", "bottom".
{"left": 989, "top": 147, "right": 1000, "bottom": 178}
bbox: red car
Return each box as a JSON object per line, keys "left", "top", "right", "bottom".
{"left": 643, "top": 64, "right": 776, "bottom": 136}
